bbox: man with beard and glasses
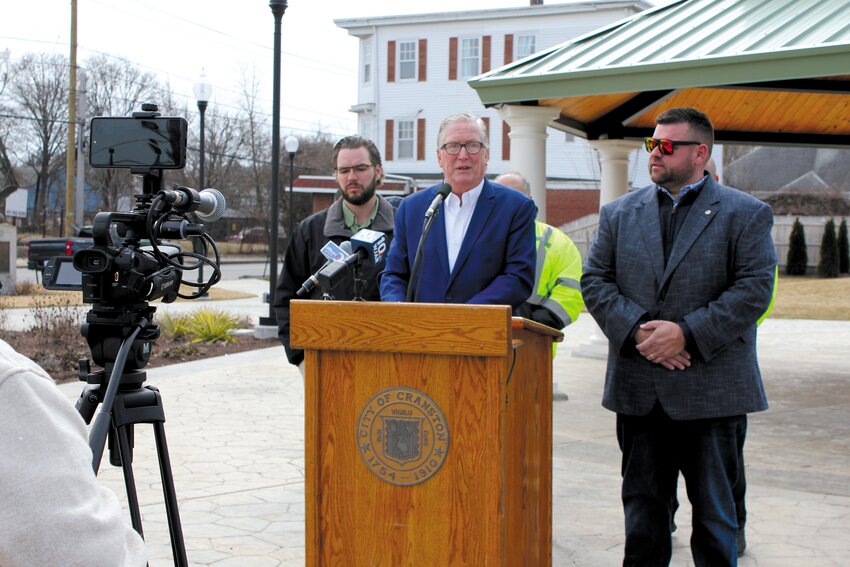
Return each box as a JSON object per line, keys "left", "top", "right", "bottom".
{"left": 582, "top": 107, "right": 776, "bottom": 566}
{"left": 273, "top": 135, "right": 397, "bottom": 372}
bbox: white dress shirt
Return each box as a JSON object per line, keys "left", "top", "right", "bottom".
{"left": 443, "top": 180, "right": 484, "bottom": 272}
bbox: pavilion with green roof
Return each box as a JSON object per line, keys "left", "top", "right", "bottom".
{"left": 468, "top": 0, "right": 850, "bottom": 217}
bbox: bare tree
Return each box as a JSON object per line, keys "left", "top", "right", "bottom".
{"left": 188, "top": 107, "right": 245, "bottom": 193}
{"left": 236, "top": 67, "right": 271, "bottom": 228}
{"left": 0, "top": 49, "right": 21, "bottom": 205}
{"left": 8, "top": 52, "right": 69, "bottom": 233}
{"left": 83, "top": 55, "right": 168, "bottom": 211}
{"left": 284, "top": 129, "right": 336, "bottom": 231}
{"left": 84, "top": 54, "right": 159, "bottom": 117}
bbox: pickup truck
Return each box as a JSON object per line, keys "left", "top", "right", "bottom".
{"left": 26, "top": 228, "right": 94, "bottom": 271}
{"left": 27, "top": 228, "right": 183, "bottom": 271}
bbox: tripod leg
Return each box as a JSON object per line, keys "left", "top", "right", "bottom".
{"left": 153, "top": 420, "right": 188, "bottom": 567}
{"left": 116, "top": 424, "right": 145, "bottom": 537}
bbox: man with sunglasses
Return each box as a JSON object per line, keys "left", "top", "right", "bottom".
{"left": 582, "top": 107, "right": 776, "bottom": 566}
{"left": 380, "top": 113, "right": 536, "bottom": 308}
{"left": 273, "top": 135, "right": 397, "bottom": 371}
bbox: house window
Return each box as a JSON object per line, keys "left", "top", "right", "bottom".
{"left": 397, "top": 120, "right": 415, "bottom": 159}
{"left": 399, "top": 40, "right": 417, "bottom": 80}
{"left": 461, "top": 37, "right": 480, "bottom": 77}
{"left": 516, "top": 34, "right": 536, "bottom": 59}
{"left": 361, "top": 40, "right": 372, "bottom": 84}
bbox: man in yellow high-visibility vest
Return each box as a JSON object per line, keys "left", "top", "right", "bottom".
{"left": 495, "top": 171, "right": 584, "bottom": 356}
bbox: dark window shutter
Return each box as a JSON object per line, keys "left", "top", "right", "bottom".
{"left": 504, "top": 34, "right": 514, "bottom": 64}
{"left": 449, "top": 37, "right": 458, "bottom": 80}
{"left": 417, "top": 118, "right": 426, "bottom": 161}
{"left": 387, "top": 41, "right": 396, "bottom": 83}
{"left": 419, "top": 39, "right": 427, "bottom": 82}
{"left": 482, "top": 35, "right": 491, "bottom": 73}
{"left": 385, "top": 120, "right": 394, "bottom": 161}
{"left": 502, "top": 121, "right": 511, "bottom": 161}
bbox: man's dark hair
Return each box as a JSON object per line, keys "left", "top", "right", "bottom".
{"left": 332, "top": 135, "right": 383, "bottom": 179}
{"left": 655, "top": 107, "right": 714, "bottom": 153}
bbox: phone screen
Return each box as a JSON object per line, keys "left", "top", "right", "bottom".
{"left": 89, "top": 116, "right": 187, "bottom": 169}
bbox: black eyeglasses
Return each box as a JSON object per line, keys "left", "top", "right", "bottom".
{"left": 335, "top": 163, "right": 374, "bottom": 176}
{"left": 440, "top": 141, "right": 485, "bottom": 155}
{"left": 644, "top": 137, "right": 701, "bottom": 156}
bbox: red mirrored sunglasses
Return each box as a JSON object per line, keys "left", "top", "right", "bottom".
{"left": 644, "top": 137, "right": 701, "bottom": 156}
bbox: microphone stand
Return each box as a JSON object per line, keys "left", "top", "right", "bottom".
{"left": 352, "top": 263, "right": 366, "bottom": 301}
{"left": 406, "top": 212, "right": 440, "bottom": 302}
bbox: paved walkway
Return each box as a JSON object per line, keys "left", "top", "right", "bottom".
{"left": 47, "top": 278, "right": 850, "bottom": 566}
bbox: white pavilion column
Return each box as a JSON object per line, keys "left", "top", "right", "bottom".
{"left": 589, "top": 139, "right": 642, "bottom": 207}
{"left": 574, "top": 139, "right": 642, "bottom": 359}
{"left": 497, "top": 105, "right": 560, "bottom": 222}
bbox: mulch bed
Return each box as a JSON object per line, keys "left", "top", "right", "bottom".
{"left": 1, "top": 330, "right": 276, "bottom": 384}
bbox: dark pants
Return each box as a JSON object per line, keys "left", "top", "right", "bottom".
{"left": 617, "top": 404, "right": 745, "bottom": 567}
{"left": 672, "top": 417, "right": 748, "bottom": 529}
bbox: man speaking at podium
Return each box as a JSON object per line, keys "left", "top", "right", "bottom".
{"left": 380, "top": 113, "right": 536, "bottom": 308}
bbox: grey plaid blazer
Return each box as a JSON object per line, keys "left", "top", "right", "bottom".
{"left": 581, "top": 176, "right": 777, "bottom": 420}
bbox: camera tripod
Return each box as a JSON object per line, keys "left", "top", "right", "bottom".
{"left": 76, "top": 305, "right": 188, "bottom": 567}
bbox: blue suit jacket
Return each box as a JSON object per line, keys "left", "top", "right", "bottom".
{"left": 581, "top": 176, "right": 777, "bottom": 420}
{"left": 380, "top": 179, "right": 536, "bottom": 308}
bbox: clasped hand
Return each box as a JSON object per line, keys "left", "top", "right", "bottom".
{"left": 635, "top": 320, "right": 691, "bottom": 371}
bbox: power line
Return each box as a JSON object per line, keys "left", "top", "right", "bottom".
{"left": 1, "top": 48, "right": 356, "bottom": 138}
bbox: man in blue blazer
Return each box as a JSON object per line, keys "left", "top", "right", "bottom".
{"left": 581, "top": 108, "right": 776, "bottom": 566}
{"left": 380, "top": 113, "right": 536, "bottom": 308}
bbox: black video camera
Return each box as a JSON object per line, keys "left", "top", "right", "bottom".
{"left": 51, "top": 104, "right": 225, "bottom": 375}
{"left": 60, "top": 104, "right": 224, "bottom": 306}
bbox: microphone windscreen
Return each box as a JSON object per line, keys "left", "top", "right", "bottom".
{"left": 350, "top": 229, "right": 387, "bottom": 264}
{"left": 197, "top": 188, "right": 226, "bottom": 222}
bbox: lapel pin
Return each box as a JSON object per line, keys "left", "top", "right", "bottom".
{"left": 705, "top": 209, "right": 712, "bottom": 215}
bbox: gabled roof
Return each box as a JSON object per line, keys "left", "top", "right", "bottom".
{"left": 469, "top": 0, "right": 850, "bottom": 146}
{"left": 335, "top": 1, "right": 651, "bottom": 33}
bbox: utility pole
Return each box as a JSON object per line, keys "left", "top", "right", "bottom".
{"left": 64, "top": 0, "right": 78, "bottom": 236}
{"left": 75, "top": 71, "right": 87, "bottom": 227}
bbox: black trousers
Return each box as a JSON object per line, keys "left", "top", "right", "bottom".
{"left": 617, "top": 404, "right": 745, "bottom": 567}
{"left": 672, "top": 417, "right": 748, "bottom": 529}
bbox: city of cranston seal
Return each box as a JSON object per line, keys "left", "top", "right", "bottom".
{"left": 356, "top": 387, "right": 449, "bottom": 486}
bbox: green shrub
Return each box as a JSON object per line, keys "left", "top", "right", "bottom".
{"left": 838, "top": 218, "right": 849, "bottom": 274}
{"left": 786, "top": 218, "right": 808, "bottom": 276}
{"left": 186, "top": 309, "right": 239, "bottom": 344}
{"left": 158, "top": 312, "right": 193, "bottom": 341}
{"left": 818, "top": 218, "right": 840, "bottom": 278}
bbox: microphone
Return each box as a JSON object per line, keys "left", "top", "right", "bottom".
{"left": 321, "top": 240, "right": 353, "bottom": 262}
{"left": 424, "top": 183, "right": 452, "bottom": 220}
{"left": 314, "top": 231, "right": 387, "bottom": 296}
{"left": 161, "top": 187, "right": 227, "bottom": 222}
{"left": 347, "top": 229, "right": 387, "bottom": 265}
{"left": 296, "top": 242, "right": 354, "bottom": 297}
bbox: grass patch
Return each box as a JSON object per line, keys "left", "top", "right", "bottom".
{"left": 769, "top": 274, "right": 850, "bottom": 321}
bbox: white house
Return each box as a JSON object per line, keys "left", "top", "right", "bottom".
{"left": 335, "top": 1, "right": 653, "bottom": 226}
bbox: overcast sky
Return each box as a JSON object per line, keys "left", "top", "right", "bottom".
{"left": 2, "top": 1, "right": 663, "bottom": 138}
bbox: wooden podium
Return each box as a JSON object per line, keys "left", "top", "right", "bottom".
{"left": 291, "top": 300, "right": 561, "bottom": 566}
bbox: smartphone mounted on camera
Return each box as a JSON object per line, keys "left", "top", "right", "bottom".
{"left": 89, "top": 116, "right": 188, "bottom": 169}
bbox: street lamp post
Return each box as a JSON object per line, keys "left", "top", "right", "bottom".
{"left": 193, "top": 69, "right": 213, "bottom": 296}
{"left": 261, "top": 0, "right": 288, "bottom": 326}
{"left": 284, "top": 135, "right": 299, "bottom": 246}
